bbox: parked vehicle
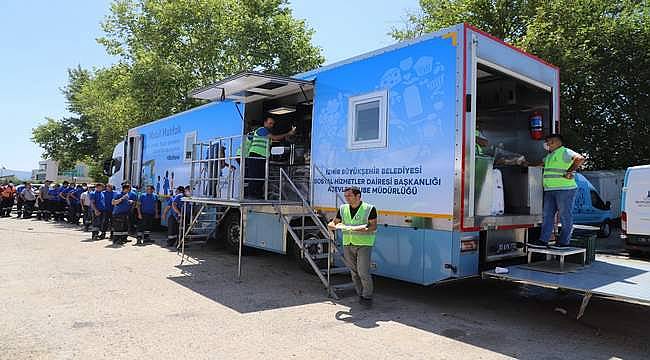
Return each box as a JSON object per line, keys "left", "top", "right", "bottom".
{"left": 573, "top": 173, "right": 614, "bottom": 238}
{"left": 582, "top": 170, "right": 625, "bottom": 220}
{"left": 104, "top": 23, "right": 650, "bottom": 316}
{"left": 621, "top": 165, "right": 650, "bottom": 255}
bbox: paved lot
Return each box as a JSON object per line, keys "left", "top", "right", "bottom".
{"left": 1, "top": 217, "right": 649, "bottom": 360}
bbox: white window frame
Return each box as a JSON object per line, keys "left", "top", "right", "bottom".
{"left": 183, "top": 131, "right": 198, "bottom": 163}
{"left": 347, "top": 89, "right": 389, "bottom": 150}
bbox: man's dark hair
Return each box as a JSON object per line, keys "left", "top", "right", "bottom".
{"left": 63, "top": 181, "right": 69, "bottom": 185}
{"left": 121, "top": 181, "right": 130, "bottom": 187}
{"left": 343, "top": 186, "right": 362, "bottom": 196}
{"left": 146, "top": 185, "right": 155, "bottom": 191}
{"left": 545, "top": 133, "right": 564, "bottom": 143}
{"left": 176, "top": 186, "right": 185, "bottom": 192}
{"left": 122, "top": 184, "right": 131, "bottom": 191}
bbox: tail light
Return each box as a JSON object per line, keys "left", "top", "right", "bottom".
{"left": 621, "top": 211, "right": 627, "bottom": 233}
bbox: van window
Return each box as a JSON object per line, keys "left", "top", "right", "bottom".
{"left": 112, "top": 157, "right": 122, "bottom": 174}
{"left": 590, "top": 190, "right": 608, "bottom": 210}
{"left": 348, "top": 90, "right": 388, "bottom": 150}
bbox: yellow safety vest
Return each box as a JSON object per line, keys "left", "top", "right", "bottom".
{"left": 248, "top": 127, "right": 270, "bottom": 157}
{"left": 340, "top": 202, "right": 376, "bottom": 246}
{"left": 543, "top": 146, "right": 577, "bottom": 191}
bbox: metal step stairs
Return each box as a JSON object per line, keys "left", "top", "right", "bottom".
{"left": 179, "top": 202, "right": 231, "bottom": 263}
{"left": 275, "top": 168, "right": 354, "bottom": 300}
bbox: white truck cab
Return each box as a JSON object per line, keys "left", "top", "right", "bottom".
{"left": 621, "top": 165, "right": 650, "bottom": 254}
{"left": 103, "top": 140, "right": 125, "bottom": 186}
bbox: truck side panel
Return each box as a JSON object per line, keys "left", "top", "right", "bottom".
{"left": 133, "top": 101, "right": 243, "bottom": 195}
{"left": 310, "top": 33, "right": 458, "bottom": 223}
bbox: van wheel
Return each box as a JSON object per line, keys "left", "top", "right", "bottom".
{"left": 598, "top": 221, "right": 611, "bottom": 238}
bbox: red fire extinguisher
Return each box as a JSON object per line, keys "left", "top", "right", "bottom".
{"left": 529, "top": 112, "right": 544, "bottom": 140}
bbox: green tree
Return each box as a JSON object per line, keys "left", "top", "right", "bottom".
{"left": 33, "top": 0, "right": 324, "bottom": 178}
{"left": 393, "top": 0, "right": 650, "bottom": 170}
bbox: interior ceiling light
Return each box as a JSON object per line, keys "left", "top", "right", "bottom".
{"left": 268, "top": 106, "right": 296, "bottom": 115}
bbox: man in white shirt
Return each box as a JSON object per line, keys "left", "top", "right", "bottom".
{"left": 80, "top": 185, "right": 92, "bottom": 231}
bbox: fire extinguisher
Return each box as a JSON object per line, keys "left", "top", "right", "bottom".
{"left": 529, "top": 112, "right": 544, "bottom": 140}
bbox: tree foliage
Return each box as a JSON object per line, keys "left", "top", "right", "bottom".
{"left": 392, "top": 0, "right": 650, "bottom": 170}
{"left": 33, "top": 0, "right": 324, "bottom": 181}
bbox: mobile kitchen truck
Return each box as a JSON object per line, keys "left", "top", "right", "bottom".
{"left": 106, "top": 23, "right": 650, "bottom": 314}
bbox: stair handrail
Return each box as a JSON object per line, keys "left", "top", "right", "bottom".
{"left": 313, "top": 164, "right": 345, "bottom": 209}
{"left": 278, "top": 168, "right": 331, "bottom": 237}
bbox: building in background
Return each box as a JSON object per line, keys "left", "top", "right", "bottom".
{"left": 31, "top": 160, "right": 93, "bottom": 183}
{"left": 0, "top": 167, "right": 32, "bottom": 181}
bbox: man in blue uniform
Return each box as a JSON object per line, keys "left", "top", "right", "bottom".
{"left": 103, "top": 184, "right": 118, "bottom": 240}
{"left": 90, "top": 183, "right": 106, "bottom": 240}
{"left": 111, "top": 184, "right": 135, "bottom": 245}
{"left": 163, "top": 186, "right": 185, "bottom": 248}
{"left": 58, "top": 181, "right": 73, "bottom": 222}
{"left": 14, "top": 182, "right": 25, "bottom": 218}
{"left": 137, "top": 185, "right": 159, "bottom": 245}
{"left": 49, "top": 184, "right": 64, "bottom": 221}
{"left": 68, "top": 184, "right": 84, "bottom": 225}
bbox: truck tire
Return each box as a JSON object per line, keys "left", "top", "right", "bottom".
{"left": 598, "top": 221, "right": 611, "bottom": 238}
{"left": 289, "top": 232, "right": 328, "bottom": 274}
{"left": 220, "top": 211, "right": 244, "bottom": 254}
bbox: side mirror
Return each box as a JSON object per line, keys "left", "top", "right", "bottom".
{"left": 102, "top": 159, "right": 113, "bottom": 176}
{"left": 605, "top": 201, "right": 611, "bottom": 210}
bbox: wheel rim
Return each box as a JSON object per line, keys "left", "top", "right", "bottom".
{"left": 228, "top": 222, "right": 240, "bottom": 247}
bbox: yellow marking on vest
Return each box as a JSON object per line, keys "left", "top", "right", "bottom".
{"left": 314, "top": 207, "right": 453, "bottom": 220}
{"left": 442, "top": 32, "right": 457, "bottom": 46}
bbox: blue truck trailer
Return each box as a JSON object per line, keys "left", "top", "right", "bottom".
{"left": 106, "top": 23, "right": 650, "bottom": 314}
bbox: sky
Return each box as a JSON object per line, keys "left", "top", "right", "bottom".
{"left": 0, "top": 0, "right": 420, "bottom": 172}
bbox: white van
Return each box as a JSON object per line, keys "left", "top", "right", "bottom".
{"left": 621, "top": 165, "right": 650, "bottom": 254}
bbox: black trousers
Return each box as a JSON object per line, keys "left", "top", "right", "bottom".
{"left": 0, "top": 197, "right": 13, "bottom": 217}
{"left": 101, "top": 212, "right": 112, "bottom": 235}
{"left": 15, "top": 198, "right": 24, "bottom": 217}
{"left": 68, "top": 203, "right": 81, "bottom": 224}
{"left": 138, "top": 213, "right": 155, "bottom": 239}
{"left": 112, "top": 213, "right": 129, "bottom": 243}
{"left": 23, "top": 200, "right": 35, "bottom": 218}
{"left": 167, "top": 216, "right": 179, "bottom": 245}
{"left": 245, "top": 155, "right": 266, "bottom": 199}
{"left": 91, "top": 211, "right": 105, "bottom": 237}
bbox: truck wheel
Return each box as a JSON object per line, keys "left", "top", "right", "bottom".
{"left": 220, "top": 211, "right": 243, "bottom": 254}
{"left": 289, "top": 231, "right": 328, "bottom": 274}
{"left": 598, "top": 221, "right": 611, "bottom": 238}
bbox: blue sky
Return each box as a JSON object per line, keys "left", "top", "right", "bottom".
{"left": 0, "top": 0, "right": 419, "bottom": 171}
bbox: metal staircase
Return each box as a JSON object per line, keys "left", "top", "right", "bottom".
{"left": 178, "top": 202, "right": 230, "bottom": 263}
{"left": 275, "top": 167, "right": 354, "bottom": 299}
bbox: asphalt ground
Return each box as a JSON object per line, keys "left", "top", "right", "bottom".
{"left": 1, "top": 217, "right": 649, "bottom": 359}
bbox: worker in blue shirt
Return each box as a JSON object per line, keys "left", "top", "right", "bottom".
{"left": 90, "top": 183, "right": 108, "bottom": 240}
{"left": 163, "top": 186, "right": 185, "bottom": 248}
{"left": 68, "top": 184, "right": 84, "bottom": 225}
{"left": 103, "top": 184, "right": 118, "bottom": 240}
{"left": 136, "top": 185, "right": 159, "bottom": 245}
{"left": 49, "top": 184, "right": 63, "bottom": 222}
{"left": 111, "top": 183, "right": 135, "bottom": 245}
{"left": 58, "top": 181, "right": 73, "bottom": 222}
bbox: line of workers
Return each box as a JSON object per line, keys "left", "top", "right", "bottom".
{"left": 0, "top": 180, "right": 191, "bottom": 247}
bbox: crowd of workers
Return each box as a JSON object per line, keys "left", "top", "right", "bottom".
{"left": 0, "top": 180, "right": 191, "bottom": 247}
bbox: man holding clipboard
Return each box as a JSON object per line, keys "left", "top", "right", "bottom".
{"left": 328, "top": 186, "right": 378, "bottom": 307}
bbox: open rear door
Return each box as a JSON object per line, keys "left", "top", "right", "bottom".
{"left": 190, "top": 71, "right": 313, "bottom": 103}
{"left": 124, "top": 133, "right": 143, "bottom": 188}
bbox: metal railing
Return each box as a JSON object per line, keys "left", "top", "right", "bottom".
{"left": 189, "top": 134, "right": 271, "bottom": 201}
